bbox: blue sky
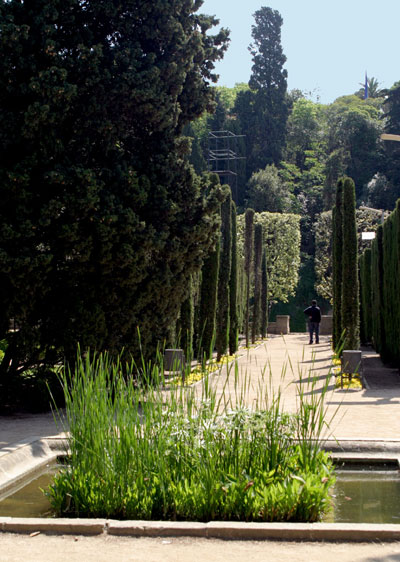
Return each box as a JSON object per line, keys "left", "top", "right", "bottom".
{"left": 201, "top": 0, "right": 400, "bottom": 104}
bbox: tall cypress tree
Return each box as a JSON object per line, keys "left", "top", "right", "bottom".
{"left": 0, "top": 1, "right": 229, "bottom": 376}
{"left": 179, "top": 275, "right": 194, "bottom": 359}
{"left": 370, "top": 225, "right": 384, "bottom": 354}
{"left": 244, "top": 208, "right": 255, "bottom": 347}
{"left": 197, "top": 241, "right": 220, "bottom": 361}
{"left": 235, "top": 7, "right": 289, "bottom": 179}
{"left": 252, "top": 223, "right": 263, "bottom": 343}
{"left": 261, "top": 248, "right": 268, "bottom": 338}
{"left": 332, "top": 179, "right": 344, "bottom": 349}
{"left": 341, "top": 177, "right": 359, "bottom": 350}
{"left": 216, "top": 187, "right": 232, "bottom": 360}
{"left": 229, "top": 200, "right": 239, "bottom": 355}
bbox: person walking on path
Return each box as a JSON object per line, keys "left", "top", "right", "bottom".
{"left": 304, "top": 299, "right": 321, "bottom": 344}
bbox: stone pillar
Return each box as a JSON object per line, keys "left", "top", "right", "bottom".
{"left": 341, "top": 350, "right": 362, "bottom": 374}
{"left": 320, "top": 315, "right": 333, "bottom": 335}
{"left": 163, "top": 349, "right": 185, "bottom": 372}
{"left": 275, "top": 315, "right": 290, "bottom": 335}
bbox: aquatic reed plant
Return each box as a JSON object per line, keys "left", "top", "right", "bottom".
{"left": 48, "top": 347, "right": 336, "bottom": 522}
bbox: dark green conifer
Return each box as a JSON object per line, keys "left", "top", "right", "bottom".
{"left": 179, "top": 276, "right": 194, "bottom": 360}
{"left": 229, "top": 200, "right": 239, "bottom": 355}
{"left": 0, "top": 1, "right": 229, "bottom": 377}
{"left": 261, "top": 248, "right": 268, "bottom": 338}
{"left": 341, "top": 177, "right": 359, "bottom": 350}
{"left": 244, "top": 209, "right": 255, "bottom": 347}
{"left": 252, "top": 223, "right": 263, "bottom": 343}
{"left": 332, "top": 179, "right": 344, "bottom": 349}
{"left": 197, "top": 242, "right": 220, "bottom": 360}
{"left": 216, "top": 188, "right": 232, "bottom": 360}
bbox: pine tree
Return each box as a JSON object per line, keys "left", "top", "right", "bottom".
{"left": 0, "top": 1, "right": 229, "bottom": 376}
{"left": 252, "top": 223, "right": 263, "bottom": 343}
{"left": 244, "top": 208, "right": 255, "bottom": 347}
{"left": 341, "top": 177, "right": 360, "bottom": 350}
{"left": 216, "top": 187, "right": 232, "bottom": 360}
{"left": 229, "top": 200, "right": 239, "bottom": 355}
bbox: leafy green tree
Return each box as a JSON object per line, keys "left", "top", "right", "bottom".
{"left": 341, "top": 177, "right": 360, "bottom": 350}
{"left": 381, "top": 83, "right": 400, "bottom": 203}
{"left": 246, "top": 164, "right": 295, "bottom": 213}
{"left": 0, "top": 0, "right": 229, "bottom": 377}
{"left": 322, "top": 96, "right": 383, "bottom": 206}
{"left": 216, "top": 187, "right": 232, "bottom": 360}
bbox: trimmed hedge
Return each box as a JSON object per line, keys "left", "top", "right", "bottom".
{"left": 360, "top": 199, "right": 400, "bottom": 366}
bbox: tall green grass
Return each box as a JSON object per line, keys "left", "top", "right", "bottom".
{"left": 48, "top": 347, "right": 336, "bottom": 522}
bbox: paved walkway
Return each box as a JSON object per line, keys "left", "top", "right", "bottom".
{"left": 1, "top": 334, "right": 400, "bottom": 561}
{"left": 195, "top": 333, "right": 400, "bottom": 444}
{"left": 1, "top": 333, "right": 400, "bottom": 451}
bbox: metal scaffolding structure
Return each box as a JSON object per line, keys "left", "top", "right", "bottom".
{"left": 208, "top": 130, "right": 245, "bottom": 203}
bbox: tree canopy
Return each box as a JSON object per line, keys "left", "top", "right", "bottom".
{"left": 0, "top": 0, "right": 229, "bottom": 375}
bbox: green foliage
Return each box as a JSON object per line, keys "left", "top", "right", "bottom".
{"left": 48, "top": 349, "right": 336, "bottom": 522}
{"left": 314, "top": 211, "right": 333, "bottom": 303}
{"left": 359, "top": 248, "right": 372, "bottom": 344}
{"left": 364, "top": 201, "right": 400, "bottom": 365}
{"left": 216, "top": 188, "right": 232, "bottom": 360}
{"left": 198, "top": 241, "right": 220, "bottom": 360}
{"left": 261, "top": 249, "right": 268, "bottom": 338}
{"left": 315, "top": 206, "right": 385, "bottom": 308}
{"left": 381, "top": 84, "right": 400, "bottom": 204}
{"left": 244, "top": 209, "right": 255, "bottom": 346}
{"left": 0, "top": 1, "right": 230, "bottom": 377}
{"left": 246, "top": 164, "right": 295, "bottom": 213}
{"left": 322, "top": 96, "right": 384, "bottom": 206}
{"left": 341, "top": 177, "right": 360, "bottom": 350}
{"left": 251, "top": 223, "right": 263, "bottom": 343}
{"left": 370, "top": 226, "right": 385, "bottom": 354}
{"left": 235, "top": 7, "right": 290, "bottom": 178}
{"left": 229, "top": 201, "right": 239, "bottom": 354}
{"left": 332, "top": 180, "right": 344, "bottom": 349}
{"left": 381, "top": 200, "right": 400, "bottom": 365}
{"left": 238, "top": 212, "right": 301, "bottom": 306}
{"left": 179, "top": 275, "right": 194, "bottom": 360}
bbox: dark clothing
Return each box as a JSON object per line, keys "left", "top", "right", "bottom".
{"left": 303, "top": 305, "right": 321, "bottom": 323}
{"left": 304, "top": 305, "right": 321, "bottom": 344}
{"left": 308, "top": 322, "right": 320, "bottom": 344}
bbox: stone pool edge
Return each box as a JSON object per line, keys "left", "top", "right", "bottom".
{"left": 1, "top": 518, "right": 400, "bottom": 542}
{"left": 2, "top": 437, "right": 400, "bottom": 542}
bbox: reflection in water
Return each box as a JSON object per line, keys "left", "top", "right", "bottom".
{"left": 331, "top": 471, "right": 400, "bottom": 524}
{"left": 0, "top": 470, "right": 56, "bottom": 518}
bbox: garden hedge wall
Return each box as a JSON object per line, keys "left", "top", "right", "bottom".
{"left": 360, "top": 199, "right": 400, "bottom": 365}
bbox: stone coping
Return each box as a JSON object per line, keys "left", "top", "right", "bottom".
{"left": 1, "top": 518, "right": 400, "bottom": 541}
{"left": 2, "top": 437, "right": 400, "bottom": 541}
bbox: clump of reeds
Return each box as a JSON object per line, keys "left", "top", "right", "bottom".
{"left": 48, "top": 347, "right": 335, "bottom": 522}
